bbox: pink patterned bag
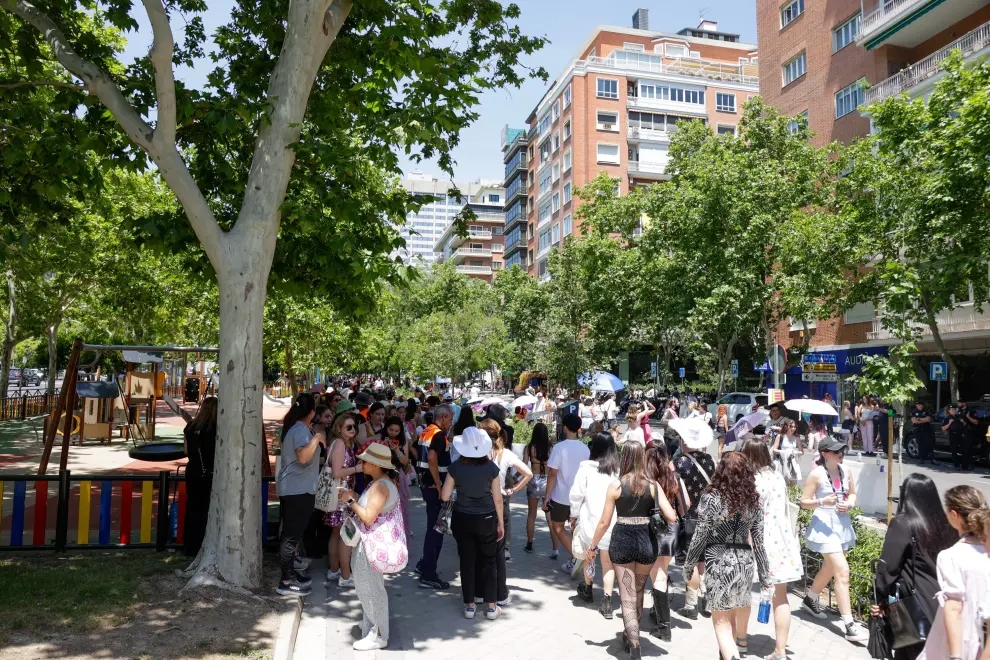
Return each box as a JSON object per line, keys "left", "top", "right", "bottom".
{"left": 359, "top": 482, "right": 408, "bottom": 574}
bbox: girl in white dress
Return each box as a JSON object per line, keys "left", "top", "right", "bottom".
{"left": 742, "top": 440, "right": 803, "bottom": 660}
{"left": 771, "top": 419, "right": 803, "bottom": 484}
{"left": 918, "top": 486, "right": 990, "bottom": 660}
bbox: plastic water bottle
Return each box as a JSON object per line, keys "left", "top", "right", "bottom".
{"left": 757, "top": 598, "right": 771, "bottom": 624}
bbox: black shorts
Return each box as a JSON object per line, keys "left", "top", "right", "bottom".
{"left": 549, "top": 501, "right": 571, "bottom": 523}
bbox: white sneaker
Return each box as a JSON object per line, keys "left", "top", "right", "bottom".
{"left": 504, "top": 549, "right": 512, "bottom": 561}
{"left": 560, "top": 559, "right": 576, "bottom": 575}
{"left": 497, "top": 594, "right": 512, "bottom": 606}
{"left": 485, "top": 605, "right": 502, "bottom": 620}
{"left": 549, "top": 550, "right": 560, "bottom": 559}
{"left": 326, "top": 569, "right": 341, "bottom": 582}
{"left": 464, "top": 604, "right": 476, "bottom": 619}
{"left": 294, "top": 556, "right": 312, "bottom": 571}
{"left": 353, "top": 628, "right": 386, "bottom": 651}
{"left": 338, "top": 576, "right": 355, "bottom": 588}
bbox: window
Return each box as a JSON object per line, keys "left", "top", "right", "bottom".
{"left": 538, "top": 112, "right": 552, "bottom": 136}
{"left": 597, "top": 143, "right": 620, "bottom": 164}
{"left": 538, "top": 200, "right": 551, "bottom": 225}
{"left": 844, "top": 301, "right": 875, "bottom": 324}
{"left": 665, "top": 43, "right": 688, "bottom": 58}
{"left": 563, "top": 84, "right": 572, "bottom": 107}
{"left": 597, "top": 77, "right": 618, "bottom": 99}
{"left": 782, "top": 52, "right": 806, "bottom": 86}
{"left": 552, "top": 100, "right": 560, "bottom": 121}
{"left": 835, "top": 80, "right": 865, "bottom": 118}
{"left": 717, "top": 125, "right": 736, "bottom": 136}
{"left": 552, "top": 131, "right": 561, "bottom": 152}
{"left": 716, "top": 92, "right": 736, "bottom": 113}
{"left": 552, "top": 192, "right": 560, "bottom": 212}
{"left": 539, "top": 168, "right": 552, "bottom": 195}
{"left": 563, "top": 214, "right": 573, "bottom": 235}
{"left": 833, "top": 13, "right": 861, "bottom": 52}
{"left": 787, "top": 110, "right": 808, "bottom": 135}
{"left": 552, "top": 163, "right": 560, "bottom": 182}
{"left": 623, "top": 42, "right": 645, "bottom": 51}
{"left": 563, "top": 182, "right": 572, "bottom": 203}
{"left": 563, "top": 149, "right": 572, "bottom": 172}
{"left": 563, "top": 119, "right": 571, "bottom": 140}
{"left": 488, "top": 194, "right": 500, "bottom": 203}
{"left": 780, "top": 0, "right": 804, "bottom": 27}
{"left": 638, "top": 83, "right": 704, "bottom": 105}
{"left": 538, "top": 228, "right": 552, "bottom": 253}
{"left": 597, "top": 110, "right": 619, "bottom": 131}
{"left": 551, "top": 224, "right": 560, "bottom": 244}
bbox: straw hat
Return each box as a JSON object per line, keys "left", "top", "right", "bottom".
{"left": 357, "top": 443, "right": 396, "bottom": 470}
{"left": 452, "top": 426, "right": 492, "bottom": 459}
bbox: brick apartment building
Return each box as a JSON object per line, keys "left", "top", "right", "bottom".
{"left": 757, "top": 0, "right": 990, "bottom": 401}
{"left": 433, "top": 182, "right": 506, "bottom": 283}
{"left": 501, "top": 11, "right": 760, "bottom": 280}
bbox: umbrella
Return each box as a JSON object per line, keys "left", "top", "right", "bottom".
{"left": 729, "top": 410, "right": 769, "bottom": 435}
{"left": 480, "top": 397, "right": 504, "bottom": 408}
{"left": 578, "top": 371, "right": 625, "bottom": 393}
{"left": 667, "top": 417, "right": 714, "bottom": 450}
{"left": 466, "top": 395, "right": 485, "bottom": 404}
{"left": 868, "top": 559, "right": 894, "bottom": 659}
{"left": 784, "top": 399, "right": 839, "bottom": 417}
{"left": 511, "top": 395, "right": 538, "bottom": 409}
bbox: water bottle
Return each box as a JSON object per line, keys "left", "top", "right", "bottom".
{"left": 757, "top": 598, "right": 771, "bottom": 624}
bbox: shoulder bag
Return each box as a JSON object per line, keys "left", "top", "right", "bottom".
{"left": 314, "top": 439, "right": 344, "bottom": 513}
{"left": 359, "top": 480, "right": 408, "bottom": 573}
{"left": 884, "top": 537, "right": 931, "bottom": 649}
{"left": 648, "top": 482, "right": 669, "bottom": 538}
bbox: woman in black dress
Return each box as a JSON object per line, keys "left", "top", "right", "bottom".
{"left": 646, "top": 442, "right": 685, "bottom": 642}
{"left": 587, "top": 442, "right": 676, "bottom": 658}
{"left": 183, "top": 396, "right": 218, "bottom": 556}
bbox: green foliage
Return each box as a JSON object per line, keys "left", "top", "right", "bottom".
{"left": 855, "top": 342, "right": 925, "bottom": 404}
{"left": 508, "top": 417, "right": 532, "bottom": 447}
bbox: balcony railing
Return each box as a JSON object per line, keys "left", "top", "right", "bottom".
{"left": 467, "top": 229, "right": 492, "bottom": 240}
{"left": 627, "top": 126, "right": 674, "bottom": 142}
{"left": 627, "top": 160, "right": 668, "bottom": 176}
{"left": 577, "top": 54, "right": 759, "bottom": 86}
{"left": 860, "top": 0, "right": 929, "bottom": 42}
{"left": 627, "top": 95, "right": 708, "bottom": 117}
{"left": 865, "top": 19, "right": 990, "bottom": 104}
{"left": 866, "top": 305, "right": 990, "bottom": 340}
{"left": 456, "top": 265, "right": 493, "bottom": 275}
{"left": 455, "top": 247, "right": 492, "bottom": 258}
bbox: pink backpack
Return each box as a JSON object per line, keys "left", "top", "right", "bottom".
{"left": 358, "top": 480, "right": 408, "bottom": 574}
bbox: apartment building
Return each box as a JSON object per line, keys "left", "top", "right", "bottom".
{"left": 757, "top": 0, "right": 990, "bottom": 401}
{"left": 433, "top": 182, "right": 506, "bottom": 283}
{"left": 396, "top": 172, "right": 499, "bottom": 266}
{"left": 502, "top": 11, "right": 760, "bottom": 279}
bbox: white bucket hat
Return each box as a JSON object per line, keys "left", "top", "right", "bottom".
{"left": 668, "top": 417, "right": 714, "bottom": 451}
{"left": 451, "top": 426, "right": 492, "bottom": 459}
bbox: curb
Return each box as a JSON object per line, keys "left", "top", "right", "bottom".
{"left": 273, "top": 596, "right": 303, "bottom": 660}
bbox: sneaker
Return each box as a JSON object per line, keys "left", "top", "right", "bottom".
{"left": 505, "top": 549, "right": 512, "bottom": 561}
{"left": 464, "top": 604, "right": 477, "bottom": 619}
{"left": 338, "top": 576, "right": 355, "bottom": 588}
{"left": 276, "top": 579, "right": 312, "bottom": 596}
{"left": 485, "top": 605, "right": 502, "bottom": 620}
{"left": 524, "top": 542, "right": 534, "bottom": 554}
{"left": 844, "top": 621, "right": 868, "bottom": 643}
{"left": 560, "top": 558, "right": 576, "bottom": 575}
{"left": 549, "top": 549, "right": 560, "bottom": 560}
{"left": 353, "top": 628, "right": 386, "bottom": 651}
{"left": 497, "top": 594, "right": 512, "bottom": 607}
{"left": 802, "top": 594, "right": 827, "bottom": 619}
{"left": 419, "top": 577, "right": 451, "bottom": 590}
{"left": 294, "top": 571, "right": 313, "bottom": 586}
{"left": 326, "top": 569, "right": 341, "bottom": 582}
{"left": 294, "top": 556, "right": 312, "bottom": 571}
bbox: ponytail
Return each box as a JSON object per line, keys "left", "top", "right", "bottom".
{"left": 281, "top": 393, "right": 316, "bottom": 441}
{"left": 944, "top": 485, "right": 990, "bottom": 546}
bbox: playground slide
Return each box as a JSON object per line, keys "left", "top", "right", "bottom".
{"left": 264, "top": 390, "right": 288, "bottom": 406}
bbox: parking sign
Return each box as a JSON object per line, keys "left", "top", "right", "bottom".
{"left": 679, "top": 367, "right": 686, "bottom": 378}
{"left": 650, "top": 362, "right": 657, "bottom": 377}
{"left": 929, "top": 361, "right": 947, "bottom": 382}
{"left": 730, "top": 362, "right": 739, "bottom": 377}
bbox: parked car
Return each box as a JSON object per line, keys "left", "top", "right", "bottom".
{"left": 7, "top": 367, "right": 21, "bottom": 384}
{"left": 714, "top": 391, "right": 770, "bottom": 422}
{"left": 903, "top": 401, "right": 990, "bottom": 466}
{"left": 20, "top": 369, "right": 42, "bottom": 387}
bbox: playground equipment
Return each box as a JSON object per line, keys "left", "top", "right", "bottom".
{"left": 77, "top": 381, "right": 119, "bottom": 444}
{"left": 513, "top": 370, "right": 548, "bottom": 394}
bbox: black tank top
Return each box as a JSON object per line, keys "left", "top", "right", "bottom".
{"left": 615, "top": 478, "right": 656, "bottom": 517}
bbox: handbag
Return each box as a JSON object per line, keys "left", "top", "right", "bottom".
{"left": 884, "top": 538, "right": 931, "bottom": 649}
{"left": 314, "top": 440, "right": 346, "bottom": 512}
{"left": 434, "top": 498, "right": 454, "bottom": 536}
{"left": 648, "top": 482, "right": 669, "bottom": 538}
{"left": 358, "top": 480, "right": 408, "bottom": 574}
{"left": 341, "top": 517, "right": 362, "bottom": 547}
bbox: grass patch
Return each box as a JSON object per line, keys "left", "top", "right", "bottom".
{"left": 0, "top": 552, "right": 185, "bottom": 635}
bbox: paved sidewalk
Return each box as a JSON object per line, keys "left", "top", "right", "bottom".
{"left": 294, "top": 494, "right": 872, "bottom": 660}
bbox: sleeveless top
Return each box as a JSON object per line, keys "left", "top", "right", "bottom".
{"left": 615, "top": 478, "right": 656, "bottom": 518}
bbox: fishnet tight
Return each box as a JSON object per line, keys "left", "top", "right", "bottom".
{"left": 614, "top": 563, "right": 652, "bottom": 648}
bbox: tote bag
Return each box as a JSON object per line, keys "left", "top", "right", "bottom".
{"left": 884, "top": 538, "right": 931, "bottom": 649}
{"left": 359, "top": 482, "right": 408, "bottom": 574}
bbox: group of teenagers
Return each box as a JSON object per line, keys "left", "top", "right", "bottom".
{"left": 273, "top": 385, "right": 990, "bottom": 660}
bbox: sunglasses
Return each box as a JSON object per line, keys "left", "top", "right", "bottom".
{"left": 343, "top": 424, "right": 356, "bottom": 431}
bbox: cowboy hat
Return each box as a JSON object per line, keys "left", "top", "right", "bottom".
{"left": 668, "top": 417, "right": 714, "bottom": 451}
{"left": 357, "top": 443, "right": 396, "bottom": 470}
{"left": 452, "top": 426, "right": 492, "bottom": 459}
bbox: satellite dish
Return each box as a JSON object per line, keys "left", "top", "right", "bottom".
{"left": 767, "top": 344, "right": 787, "bottom": 374}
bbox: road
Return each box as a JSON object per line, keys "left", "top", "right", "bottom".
{"left": 4, "top": 379, "right": 64, "bottom": 395}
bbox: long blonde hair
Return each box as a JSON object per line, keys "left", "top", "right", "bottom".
{"left": 478, "top": 419, "right": 504, "bottom": 458}
{"left": 626, "top": 402, "right": 642, "bottom": 425}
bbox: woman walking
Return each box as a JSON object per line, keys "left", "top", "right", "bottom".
{"left": 917, "top": 486, "right": 990, "bottom": 660}
{"left": 856, "top": 396, "right": 876, "bottom": 455}
{"left": 340, "top": 444, "right": 406, "bottom": 651}
{"left": 623, "top": 404, "right": 646, "bottom": 446}
{"left": 324, "top": 409, "right": 362, "bottom": 587}
{"left": 683, "top": 451, "right": 772, "bottom": 660}
{"left": 441, "top": 426, "right": 505, "bottom": 621}
{"left": 742, "top": 440, "right": 803, "bottom": 660}
{"left": 771, "top": 419, "right": 803, "bottom": 485}
{"left": 585, "top": 442, "right": 676, "bottom": 658}
{"left": 569, "top": 432, "right": 620, "bottom": 617}
{"left": 646, "top": 441, "right": 684, "bottom": 641}
{"left": 714, "top": 405, "right": 730, "bottom": 458}
{"left": 799, "top": 437, "right": 868, "bottom": 642}
{"left": 183, "top": 397, "right": 218, "bottom": 556}
{"left": 872, "top": 474, "right": 958, "bottom": 660}
{"left": 524, "top": 422, "right": 559, "bottom": 557}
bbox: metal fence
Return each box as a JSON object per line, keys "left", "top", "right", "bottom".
{"left": 0, "top": 470, "right": 277, "bottom": 551}
{"left": 0, "top": 391, "right": 60, "bottom": 422}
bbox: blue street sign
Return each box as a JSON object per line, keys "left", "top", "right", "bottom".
{"left": 731, "top": 362, "right": 739, "bottom": 377}
{"left": 801, "top": 353, "right": 837, "bottom": 364}
{"left": 650, "top": 362, "right": 657, "bottom": 377}
{"left": 929, "top": 361, "right": 948, "bottom": 382}
{"left": 678, "top": 367, "right": 686, "bottom": 378}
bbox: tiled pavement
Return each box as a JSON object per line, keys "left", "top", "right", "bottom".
{"left": 292, "top": 494, "right": 872, "bottom": 660}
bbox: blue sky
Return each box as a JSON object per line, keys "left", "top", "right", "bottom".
{"left": 122, "top": 0, "right": 755, "bottom": 184}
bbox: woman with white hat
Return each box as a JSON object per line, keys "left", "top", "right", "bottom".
{"left": 339, "top": 443, "right": 406, "bottom": 651}
{"left": 441, "top": 426, "right": 505, "bottom": 621}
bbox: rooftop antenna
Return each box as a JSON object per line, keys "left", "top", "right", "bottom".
{"left": 699, "top": 7, "right": 710, "bottom": 19}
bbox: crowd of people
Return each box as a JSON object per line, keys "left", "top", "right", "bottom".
{"left": 268, "top": 380, "right": 990, "bottom": 659}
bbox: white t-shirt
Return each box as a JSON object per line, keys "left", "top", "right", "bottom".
{"left": 601, "top": 399, "right": 617, "bottom": 420}
{"left": 547, "top": 439, "right": 590, "bottom": 505}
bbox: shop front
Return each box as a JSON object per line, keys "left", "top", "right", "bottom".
{"left": 782, "top": 345, "right": 889, "bottom": 403}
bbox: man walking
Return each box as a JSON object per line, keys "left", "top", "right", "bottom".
{"left": 416, "top": 403, "right": 455, "bottom": 589}
{"left": 544, "top": 413, "right": 589, "bottom": 575}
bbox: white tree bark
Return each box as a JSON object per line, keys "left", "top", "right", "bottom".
{"left": 0, "top": 270, "right": 17, "bottom": 400}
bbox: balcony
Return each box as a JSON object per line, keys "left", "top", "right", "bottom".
{"left": 627, "top": 126, "right": 673, "bottom": 143}
{"left": 866, "top": 305, "right": 990, "bottom": 340}
{"left": 452, "top": 247, "right": 492, "bottom": 263}
{"left": 627, "top": 160, "right": 669, "bottom": 180}
{"left": 467, "top": 229, "right": 492, "bottom": 240}
{"left": 504, "top": 153, "right": 528, "bottom": 179}
{"left": 577, "top": 54, "right": 759, "bottom": 87}
{"left": 858, "top": 0, "right": 989, "bottom": 50}
{"left": 504, "top": 179, "right": 529, "bottom": 204}
{"left": 627, "top": 96, "right": 708, "bottom": 118}
{"left": 456, "top": 265, "right": 493, "bottom": 276}
{"left": 866, "top": 18, "right": 990, "bottom": 104}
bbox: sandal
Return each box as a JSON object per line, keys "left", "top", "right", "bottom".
{"left": 736, "top": 638, "right": 748, "bottom": 657}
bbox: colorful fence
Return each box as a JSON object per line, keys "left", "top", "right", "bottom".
{"left": 0, "top": 471, "right": 277, "bottom": 551}
{"left": 0, "top": 392, "right": 60, "bottom": 422}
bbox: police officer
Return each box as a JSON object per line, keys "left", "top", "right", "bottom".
{"left": 941, "top": 404, "right": 968, "bottom": 470}
{"left": 911, "top": 400, "right": 935, "bottom": 465}
{"left": 957, "top": 401, "right": 980, "bottom": 471}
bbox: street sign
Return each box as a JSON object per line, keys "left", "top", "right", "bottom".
{"left": 678, "top": 367, "right": 686, "bottom": 379}
{"left": 650, "top": 362, "right": 657, "bottom": 377}
{"left": 767, "top": 388, "right": 785, "bottom": 403}
{"left": 801, "top": 353, "right": 837, "bottom": 373}
{"left": 929, "top": 362, "right": 947, "bottom": 382}
{"left": 802, "top": 372, "right": 839, "bottom": 382}
{"left": 730, "top": 362, "right": 739, "bottom": 377}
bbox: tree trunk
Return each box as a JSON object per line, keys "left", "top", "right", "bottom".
{"left": 46, "top": 321, "right": 59, "bottom": 394}
{"left": 715, "top": 334, "right": 738, "bottom": 397}
{"left": 1, "top": 270, "right": 16, "bottom": 401}
{"left": 920, "top": 294, "right": 960, "bottom": 402}
{"left": 285, "top": 345, "right": 297, "bottom": 398}
{"left": 188, "top": 250, "right": 270, "bottom": 591}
